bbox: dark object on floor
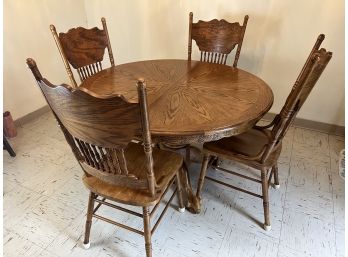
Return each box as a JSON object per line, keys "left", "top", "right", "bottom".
{"left": 3, "top": 135, "right": 16, "bottom": 157}
{"left": 3, "top": 111, "right": 17, "bottom": 138}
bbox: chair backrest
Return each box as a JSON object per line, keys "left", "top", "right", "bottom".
{"left": 26, "top": 58, "right": 157, "bottom": 196}
{"left": 262, "top": 35, "right": 332, "bottom": 162}
{"left": 188, "top": 12, "right": 249, "bottom": 67}
{"left": 50, "top": 17, "right": 115, "bottom": 88}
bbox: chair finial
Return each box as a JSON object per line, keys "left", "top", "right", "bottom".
{"left": 26, "top": 58, "right": 43, "bottom": 81}
{"left": 137, "top": 78, "right": 146, "bottom": 89}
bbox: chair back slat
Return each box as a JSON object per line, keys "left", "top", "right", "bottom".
{"left": 77, "top": 61, "right": 103, "bottom": 81}
{"left": 188, "top": 12, "right": 248, "bottom": 67}
{"left": 261, "top": 35, "right": 332, "bottom": 162}
{"left": 50, "top": 17, "right": 114, "bottom": 87}
{"left": 26, "top": 59, "right": 157, "bottom": 195}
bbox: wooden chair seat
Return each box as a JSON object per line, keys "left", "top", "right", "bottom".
{"left": 83, "top": 142, "right": 183, "bottom": 206}
{"left": 203, "top": 128, "right": 282, "bottom": 169}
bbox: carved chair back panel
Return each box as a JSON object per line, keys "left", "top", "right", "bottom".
{"left": 189, "top": 13, "right": 248, "bottom": 66}
{"left": 59, "top": 27, "right": 108, "bottom": 69}
{"left": 192, "top": 20, "right": 243, "bottom": 54}
{"left": 51, "top": 18, "right": 115, "bottom": 87}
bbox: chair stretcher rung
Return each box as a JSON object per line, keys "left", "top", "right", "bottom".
{"left": 205, "top": 176, "right": 263, "bottom": 198}
{"left": 93, "top": 197, "right": 106, "bottom": 213}
{"left": 93, "top": 214, "right": 144, "bottom": 236}
{"left": 94, "top": 198, "right": 143, "bottom": 218}
{"left": 212, "top": 165, "right": 262, "bottom": 183}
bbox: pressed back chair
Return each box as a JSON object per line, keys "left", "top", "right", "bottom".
{"left": 50, "top": 17, "right": 115, "bottom": 88}
{"left": 196, "top": 35, "right": 332, "bottom": 231}
{"left": 26, "top": 58, "right": 185, "bottom": 257}
{"left": 182, "top": 12, "right": 249, "bottom": 165}
{"left": 188, "top": 12, "right": 249, "bottom": 66}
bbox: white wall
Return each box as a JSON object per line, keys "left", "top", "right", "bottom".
{"left": 3, "top": 0, "right": 87, "bottom": 120}
{"left": 4, "top": 0, "right": 344, "bottom": 126}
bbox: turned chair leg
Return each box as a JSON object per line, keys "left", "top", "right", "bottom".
{"left": 196, "top": 154, "right": 210, "bottom": 199}
{"left": 261, "top": 168, "right": 271, "bottom": 231}
{"left": 83, "top": 192, "right": 96, "bottom": 249}
{"left": 143, "top": 207, "right": 152, "bottom": 257}
{"left": 272, "top": 164, "right": 280, "bottom": 189}
{"left": 176, "top": 172, "right": 185, "bottom": 213}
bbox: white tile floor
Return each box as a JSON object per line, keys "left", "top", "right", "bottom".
{"left": 3, "top": 112, "right": 345, "bottom": 257}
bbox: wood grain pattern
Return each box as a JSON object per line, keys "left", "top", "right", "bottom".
{"left": 197, "top": 34, "right": 332, "bottom": 230}
{"left": 188, "top": 12, "right": 249, "bottom": 67}
{"left": 80, "top": 59, "right": 273, "bottom": 144}
{"left": 50, "top": 17, "right": 115, "bottom": 87}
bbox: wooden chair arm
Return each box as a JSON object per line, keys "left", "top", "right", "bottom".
{"left": 254, "top": 114, "right": 279, "bottom": 130}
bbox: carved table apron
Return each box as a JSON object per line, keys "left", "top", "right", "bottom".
{"left": 80, "top": 59, "right": 274, "bottom": 213}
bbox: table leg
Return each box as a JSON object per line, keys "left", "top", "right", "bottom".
{"left": 179, "top": 162, "right": 201, "bottom": 214}
{"left": 159, "top": 142, "right": 202, "bottom": 213}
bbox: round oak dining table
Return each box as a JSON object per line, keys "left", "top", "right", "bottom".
{"left": 80, "top": 59, "right": 274, "bottom": 213}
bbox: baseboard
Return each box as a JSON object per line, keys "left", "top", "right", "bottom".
{"left": 14, "top": 105, "right": 50, "bottom": 127}
{"left": 262, "top": 112, "right": 344, "bottom": 137}
{"left": 13, "top": 106, "right": 344, "bottom": 137}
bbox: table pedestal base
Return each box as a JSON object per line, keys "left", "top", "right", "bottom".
{"left": 179, "top": 163, "right": 201, "bottom": 214}
{"left": 159, "top": 143, "right": 202, "bottom": 213}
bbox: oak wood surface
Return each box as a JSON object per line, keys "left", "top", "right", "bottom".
{"left": 80, "top": 59, "right": 274, "bottom": 144}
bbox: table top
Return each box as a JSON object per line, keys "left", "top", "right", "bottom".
{"left": 81, "top": 59, "right": 273, "bottom": 144}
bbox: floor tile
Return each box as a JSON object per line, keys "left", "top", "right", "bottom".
{"left": 3, "top": 180, "right": 16, "bottom": 195}
{"left": 11, "top": 196, "right": 82, "bottom": 249}
{"left": 3, "top": 231, "right": 46, "bottom": 257}
{"left": 45, "top": 172, "right": 88, "bottom": 209}
{"left": 328, "top": 135, "right": 344, "bottom": 171}
{"left": 291, "top": 128, "right": 331, "bottom": 168}
{"left": 284, "top": 185, "right": 334, "bottom": 221}
{"left": 288, "top": 160, "right": 332, "bottom": 193}
{"left": 293, "top": 128, "right": 329, "bottom": 150}
{"left": 279, "top": 208, "right": 336, "bottom": 257}
{"left": 277, "top": 244, "right": 313, "bottom": 257}
{"left": 332, "top": 173, "right": 345, "bottom": 231}
{"left": 335, "top": 227, "right": 345, "bottom": 257}
{"left": 3, "top": 185, "right": 44, "bottom": 229}
{"left": 228, "top": 192, "right": 284, "bottom": 241}
{"left": 218, "top": 228, "right": 278, "bottom": 257}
